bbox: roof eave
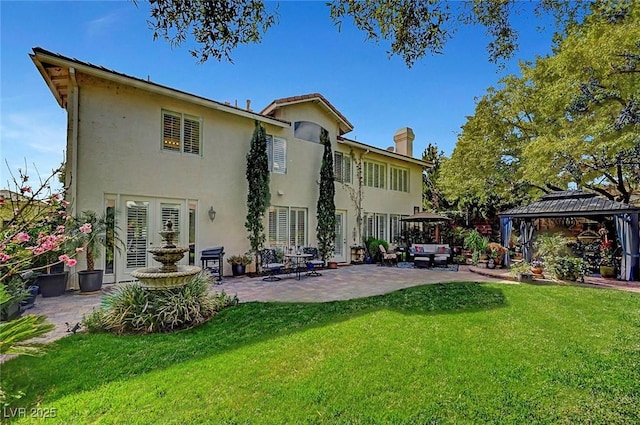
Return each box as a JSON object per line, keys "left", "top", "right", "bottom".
{"left": 31, "top": 48, "right": 290, "bottom": 128}
{"left": 30, "top": 53, "right": 64, "bottom": 108}
{"left": 338, "top": 137, "right": 431, "bottom": 167}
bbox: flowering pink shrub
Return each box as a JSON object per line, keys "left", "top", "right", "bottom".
{"left": 1, "top": 165, "right": 90, "bottom": 283}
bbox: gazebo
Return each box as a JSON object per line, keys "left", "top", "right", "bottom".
{"left": 499, "top": 190, "right": 639, "bottom": 282}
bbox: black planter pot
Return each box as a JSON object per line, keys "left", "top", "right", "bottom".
{"left": 21, "top": 285, "right": 39, "bottom": 309}
{"left": 231, "top": 264, "right": 246, "bottom": 277}
{"left": 38, "top": 271, "right": 68, "bottom": 297}
{"left": 1, "top": 300, "right": 21, "bottom": 321}
{"left": 78, "top": 270, "right": 104, "bottom": 293}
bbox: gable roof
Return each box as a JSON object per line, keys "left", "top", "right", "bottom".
{"left": 29, "top": 47, "right": 289, "bottom": 128}
{"left": 261, "top": 93, "right": 354, "bottom": 135}
{"left": 499, "top": 190, "right": 640, "bottom": 218}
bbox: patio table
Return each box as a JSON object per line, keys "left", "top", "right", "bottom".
{"left": 285, "top": 253, "right": 312, "bottom": 280}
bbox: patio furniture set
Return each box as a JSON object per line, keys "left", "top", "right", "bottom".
{"left": 379, "top": 243, "right": 454, "bottom": 268}
{"left": 259, "top": 247, "right": 324, "bottom": 281}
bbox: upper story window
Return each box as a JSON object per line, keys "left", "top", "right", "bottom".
{"left": 162, "top": 110, "right": 201, "bottom": 155}
{"left": 334, "top": 152, "right": 352, "bottom": 183}
{"left": 390, "top": 166, "right": 409, "bottom": 192}
{"left": 267, "top": 135, "right": 287, "bottom": 174}
{"left": 364, "top": 160, "right": 386, "bottom": 189}
{"left": 294, "top": 121, "right": 326, "bottom": 143}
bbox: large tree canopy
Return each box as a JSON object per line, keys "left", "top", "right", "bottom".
{"left": 143, "top": 0, "right": 592, "bottom": 67}
{"left": 440, "top": 1, "right": 639, "bottom": 212}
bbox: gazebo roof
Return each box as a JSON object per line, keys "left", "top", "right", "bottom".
{"left": 499, "top": 190, "right": 640, "bottom": 219}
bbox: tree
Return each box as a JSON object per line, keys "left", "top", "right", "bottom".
{"left": 421, "top": 143, "right": 448, "bottom": 211}
{"left": 440, "top": 2, "right": 640, "bottom": 211}
{"left": 316, "top": 128, "right": 336, "bottom": 262}
{"left": 245, "top": 121, "right": 270, "bottom": 262}
{"left": 143, "top": 0, "right": 592, "bottom": 67}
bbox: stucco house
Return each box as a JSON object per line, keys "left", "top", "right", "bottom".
{"left": 30, "top": 47, "right": 429, "bottom": 285}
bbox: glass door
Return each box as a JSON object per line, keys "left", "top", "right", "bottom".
{"left": 334, "top": 210, "right": 347, "bottom": 263}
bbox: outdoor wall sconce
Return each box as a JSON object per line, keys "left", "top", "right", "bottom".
{"left": 208, "top": 205, "right": 216, "bottom": 222}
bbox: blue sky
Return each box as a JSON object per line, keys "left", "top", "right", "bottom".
{"left": 1, "top": 1, "right": 557, "bottom": 186}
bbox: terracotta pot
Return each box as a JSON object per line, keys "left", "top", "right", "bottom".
{"left": 531, "top": 267, "right": 544, "bottom": 275}
{"left": 328, "top": 261, "right": 338, "bottom": 269}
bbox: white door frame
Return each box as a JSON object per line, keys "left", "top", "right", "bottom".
{"left": 118, "top": 196, "right": 188, "bottom": 282}
{"left": 334, "top": 210, "right": 347, "bottom": 263}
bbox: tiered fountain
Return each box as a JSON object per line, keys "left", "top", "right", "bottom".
{"left": 130, "top": 220, "right": 201, "bottom": 290}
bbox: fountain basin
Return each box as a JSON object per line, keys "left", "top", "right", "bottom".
{"left": 131, "top": 265, "right": 201, "bottom": 290}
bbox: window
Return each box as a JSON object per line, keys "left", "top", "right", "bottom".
{"left": 188, "top": 204, "right": 196, "bottom": 266}
{"left": 390, "top": 166, "right": 409, "bottom": 192}
{"left": 162, "top": 110, "right": 201, "bottom": 155}
{"left": 363, "top": 212, "right": 388, "bottom": 241}
{"left": 266, "top": 135, "right": 287, "bottom": 174}
{"left": 294, "top": 121, "right": 326, "bottom": 143}
{"left": 105, "top": 200, "right": 116, "bottom": 275}
{"left": 334, "top": 152, "right": 352, "bottom": 183}
{"left": 390, "top": 214, "right": 407, "bottom": 244}
{"left": 364, "top": 161, "right": 386, "bottom": 189}
{"left": 268, "top": 206, "right": 307, "bottom": 248}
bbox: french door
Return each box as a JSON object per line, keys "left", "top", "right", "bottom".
{"left": 120, "top": 197, "right": 187, "bottom": 281}
{"left": 334, "top": 210, "right": 347, "bottom": 263}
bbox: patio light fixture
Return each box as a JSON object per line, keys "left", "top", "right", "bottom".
{"left": 208, "top": 205, "right": 216, "bottom": 222}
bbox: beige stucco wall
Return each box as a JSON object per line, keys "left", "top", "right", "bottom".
{"left": 69, "top": 72, "right": 424, "bottom": 280}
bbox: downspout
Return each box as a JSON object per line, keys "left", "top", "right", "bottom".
{"left": 69, "top": 67, "right": 79, "bottom": 214}
{"left": 69, "top": 67, "right": 79, "bottom": 289}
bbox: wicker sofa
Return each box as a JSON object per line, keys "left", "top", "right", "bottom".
{"left": 410, "top": 244, "right": 453, "bottom": 268}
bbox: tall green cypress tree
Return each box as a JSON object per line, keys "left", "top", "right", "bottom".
{"left": 245, "top": 121, "right": 270, "bottom": 262}
{"left": 316, "top": 128, "right": 336, "bottom": 262}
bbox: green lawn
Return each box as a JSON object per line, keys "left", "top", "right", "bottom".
{"left": 3, "top": 282, "right": 639, "bottom": 424}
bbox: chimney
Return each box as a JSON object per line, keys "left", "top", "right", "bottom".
{"left": 246, "top": 99, "right": 252, "bottom": 112}
{"left": 393, "top": 127, "right": 414, "bottom": 157}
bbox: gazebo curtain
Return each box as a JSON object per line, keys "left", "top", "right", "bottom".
{"left": 615, "top": 212, "right": 640, "bottom": 281}
{"left": 520, "top": 220, "right": 535, "bottom": 263}
{"left": 501, "top": 217, "right": 513, "bottom": 267}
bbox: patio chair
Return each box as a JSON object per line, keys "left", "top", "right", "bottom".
{"left": 259, "top": 248, "right": 284, "bottom": 281}
{"left": 379, "top": 245, "right": 397, "bottom": 267}
{"left": 302, "top": 247, "right": 324, "bottom": 276}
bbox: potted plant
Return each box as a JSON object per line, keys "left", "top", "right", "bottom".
{"left": 509, "top": 261, "right": 534, "bottom": 283}
{"left": 227, "top": 253, "right": 252, "bottom": 276}
{"left": 464, "top": 230, "right": 489, "bottom": 266}
{"left": 75, "top": 210, "right": 119, "bottom": 293}
{"left": 530, "top": 259, "right": 544, "bottom": 276}
{"left": 599, "top": 240, "right": 616, "bottom": 278}
{"left": 0, "top": 277, "right": 28, "bottom": 321}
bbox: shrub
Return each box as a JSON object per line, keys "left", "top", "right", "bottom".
{"left": 553, "top": 257, "right": 591, "bottom": 282}
{"left": 365, "top": 237, "right": 388, "bottom": 263}
{"left": 82, "top": 272, "right": 238, "bottom": 334}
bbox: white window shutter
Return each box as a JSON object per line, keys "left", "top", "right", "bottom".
{"left": 344, "top": 156, "right": 352, "bottom": 183}
{"left": 273, "top": 137, "right": 286, "bottom": 174}
{"left": 163, "top": 112, "right": 181, "bottom": 151}
{"left": 277, "top": 208, "right": 287, "bottom": 246}
{"left": 183, "top": 116, "right": 201, "bottom": 154}
{"left": 126, "top": 202, "right": 149, "bottom": 268}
